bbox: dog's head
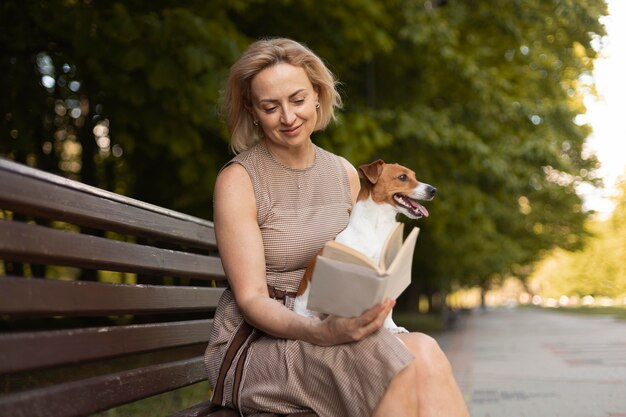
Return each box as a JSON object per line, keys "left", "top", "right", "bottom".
{"left": 358, "top": 159, "right": 436, "bottom": 219}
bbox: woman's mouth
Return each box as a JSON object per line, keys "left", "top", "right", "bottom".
{"left": 281, "top": 124, "right": 303, "bottom": 136}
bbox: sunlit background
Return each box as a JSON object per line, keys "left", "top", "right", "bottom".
{"left": 579, "top": 0, "right": 626, "bottom": 217}
{"left": 455, "top": 0, "right": 626, "bottom": 310}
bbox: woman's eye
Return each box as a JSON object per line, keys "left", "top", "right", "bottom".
{"left": 264, "top": 107, "right": 277, "bottom": 113}
{"left": 293, "top": 98, "right": 305, "bottom": 105}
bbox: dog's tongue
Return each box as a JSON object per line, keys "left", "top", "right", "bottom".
{"left": 410, "top": 199, "right": 429, "bottom": 217}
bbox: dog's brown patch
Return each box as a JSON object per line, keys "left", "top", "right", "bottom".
{"left": 358, "top": 161, "right": 420, "bottom": 206}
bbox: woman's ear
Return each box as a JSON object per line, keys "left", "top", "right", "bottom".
{"left": 244, "top": 102, "right": 257, "bottom": 125}
{"left": 244, "top": 100, "right": 253, "bottom": 114}
{"left": 312, "top": 85, "right": 320, "bottom": 101}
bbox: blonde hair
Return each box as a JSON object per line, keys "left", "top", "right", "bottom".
{"left": 220, "top": 38, "right": 342, "bottom": 153}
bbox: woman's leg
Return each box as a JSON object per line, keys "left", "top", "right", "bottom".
{"left": 372, "top": 333, "right": 470, "bottom": 417}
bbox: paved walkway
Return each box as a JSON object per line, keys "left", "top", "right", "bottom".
{"left": 438, "top": 307, "right": 626, "bottom": 417}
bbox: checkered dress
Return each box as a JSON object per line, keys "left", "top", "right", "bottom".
{"left": 204, "top": 143, "right": 413, "bottom": 416}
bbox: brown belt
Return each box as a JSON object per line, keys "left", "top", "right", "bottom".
{"left": 267, "top": 284, "right": 297, "bottom": 303}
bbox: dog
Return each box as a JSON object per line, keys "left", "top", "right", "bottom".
{"left": 293, "top": 159, "right": 436, "bottom": 333}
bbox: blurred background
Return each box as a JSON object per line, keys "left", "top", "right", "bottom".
{"left": 1, "top": 0, "right": 624, "bottom": 320}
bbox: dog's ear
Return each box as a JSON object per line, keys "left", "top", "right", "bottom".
{"left": 358, "top": 159, "right": 385, "bottom": 184}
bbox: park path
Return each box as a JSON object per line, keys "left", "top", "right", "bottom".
{"left": 438, "top": 307, "right": 626, "bottom": 417}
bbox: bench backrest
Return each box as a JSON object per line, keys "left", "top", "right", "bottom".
{"left": 0, "top": 158, "right": 225, "bottom": 416}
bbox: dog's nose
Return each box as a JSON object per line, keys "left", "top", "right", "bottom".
{"left": 427, "top": 186, "right": 437, "bottom": 198}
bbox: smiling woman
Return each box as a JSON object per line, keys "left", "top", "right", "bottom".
{"left": 250, "top": 63, "right": 319, "bottom": 169}
{"left": 221, "top": 39, "right": 341, "bottom": 155}
{"left": 204, "top": 37, "right": 470, "bottom": 417}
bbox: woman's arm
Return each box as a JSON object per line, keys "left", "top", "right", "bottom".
{"left": 214, "top": 163, "right": 393, "bottom": 346}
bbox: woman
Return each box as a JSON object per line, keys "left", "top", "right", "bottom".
{"left": 205, "top": 37, "right": 470, "bottom": 417}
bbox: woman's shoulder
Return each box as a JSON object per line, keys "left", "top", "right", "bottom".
{"left": 215, "top": 162, "right": 250, "bottom": 193}
{"left": 337, "top": 155, "right": 357, "bottom": 178}
{"left": 316, "top": 146, "right": 357, "bottom": 178}
{"left": 316, "top": 146, "right": 350, "bottom": 169}
{"left": 230, "top": 142, "right": 263, "bottom": 164}
{"left": 315, "top": 146, "right": 359, "bottom": 203}
{"left": 219, "top": 143, "right": 262, "bottom": 175}
{"left": 217, "top": 143, "right": 257, "bottom": 179}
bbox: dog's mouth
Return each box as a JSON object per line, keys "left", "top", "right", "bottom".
{"left": 393, "top": 194, "right": 429, "bottom": 218}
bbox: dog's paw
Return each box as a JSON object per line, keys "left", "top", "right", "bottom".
{"left": 387, "top": 326, "right": 409, "bottom": 334}
{"left": 294, "top": 306, "right": 318, "bottom": 319}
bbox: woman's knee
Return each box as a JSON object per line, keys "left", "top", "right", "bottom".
{"left": 400, "top": 332, "right": 452, "bottom": 376}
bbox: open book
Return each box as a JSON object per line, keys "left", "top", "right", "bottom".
{"left": 307, "top": 223, "right": 420, "bottom": 317}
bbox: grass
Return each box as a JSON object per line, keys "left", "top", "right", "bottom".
{"left": 94, "top": 382, "right": 211, "bottom": 417}
{"left": 521, "top": 303, "right": 626, "bottom": 320}
{"left": 544, "top": 305, "right": 626, "bottom": 320}
{"left": 392, "top": 312, "right": 448, "bottom": 334}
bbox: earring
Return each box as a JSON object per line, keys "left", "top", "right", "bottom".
{"left": 315, "top": 103, "right": 320, "bottom": 109}
{"left": 253, "top": 120, "right": 259, "bottom": 126}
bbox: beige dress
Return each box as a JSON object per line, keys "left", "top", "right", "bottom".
{"left": 204, "top": 143, "right": 413, "bottom": 417}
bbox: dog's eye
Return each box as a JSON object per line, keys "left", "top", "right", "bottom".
{"left": 398, "top": 174, "right": 408, "bottom": 182}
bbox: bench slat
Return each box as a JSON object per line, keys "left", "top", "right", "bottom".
{"left": 0, "top": 276, "right": 224, "bottom": 316}
{"left": 0, "top": 220, "right": 225, "bottom": 279}
{"left": 0, "top": 159, "right": 224, "bottom": 416}
{"left": 167, "top": 403, "right": 319, "bottom": 417}
{"left": 0, "top": 159, "right": 216, "bottom": 249}
{"left": 167, "top": 400, "right": 226, "bottom": 417}
{"left": 0, "top": 356, "right": 207, "bottom": 417}
{"left": 0, "top": 319, "right": 213, "bottom": 373}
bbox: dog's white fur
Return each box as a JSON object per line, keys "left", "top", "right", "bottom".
{"left": 293, "top": 160, "right": 436, "bottom": 333}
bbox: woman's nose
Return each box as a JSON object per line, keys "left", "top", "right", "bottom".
{"left": 280, "top": 107, "right": 296, "bottom": 125}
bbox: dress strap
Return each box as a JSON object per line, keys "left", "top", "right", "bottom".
{"left": 211, "top": 285, "right": 297, "bottom": 408}
{"left": 211, "top": 320, "right": 254, "bottom": 407}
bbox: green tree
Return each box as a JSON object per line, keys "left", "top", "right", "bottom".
{"left": 364, "top": 0, "right": 607, "bottom": 307}
{"left": 2, "top": 0, "right": 247, "bottom": 216}
{"left": 1, "top": 1, "right": 609, "bottom": 307}
{"left": 220, "top": 0, "right": 608, "bottom": 307}
{"left": 530, "top": 176, "right": 626, "bottom": 300}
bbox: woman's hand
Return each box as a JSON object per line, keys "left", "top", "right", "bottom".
{"left": 312, "top": 299, "right": 396, "bottom": 346}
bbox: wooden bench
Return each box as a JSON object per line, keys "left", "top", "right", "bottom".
{"left": 0, "top": 159, "right": 315, "bottom": 417}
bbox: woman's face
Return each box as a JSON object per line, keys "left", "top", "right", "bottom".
{"left": 250, "top": 63, "right": 319, "bottom": 149}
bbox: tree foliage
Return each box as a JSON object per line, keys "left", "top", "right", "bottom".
{"left": 1, "top": 0, "right": 247, "bottom": 212}
{"left": 529, "top": 176, "right": 626, "bottom": 300}
{"left": 1, "top": 0, "right": 609, "bottom": 303}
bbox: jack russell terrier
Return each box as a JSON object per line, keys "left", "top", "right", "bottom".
{"left": 294, "top": 159, "right": 436, "bottom": 333}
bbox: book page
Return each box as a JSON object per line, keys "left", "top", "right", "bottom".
{"left": 320, "top": 240, "right": 380, "bottom": 272}
{"left": 307, "top": 256, "right": 387, "bottom": 317}
{"left": 380, "top": 222, "right": 404, "bottom": 270}
{"left": 383, "top": 227, "right": 420, "bottom": 300}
